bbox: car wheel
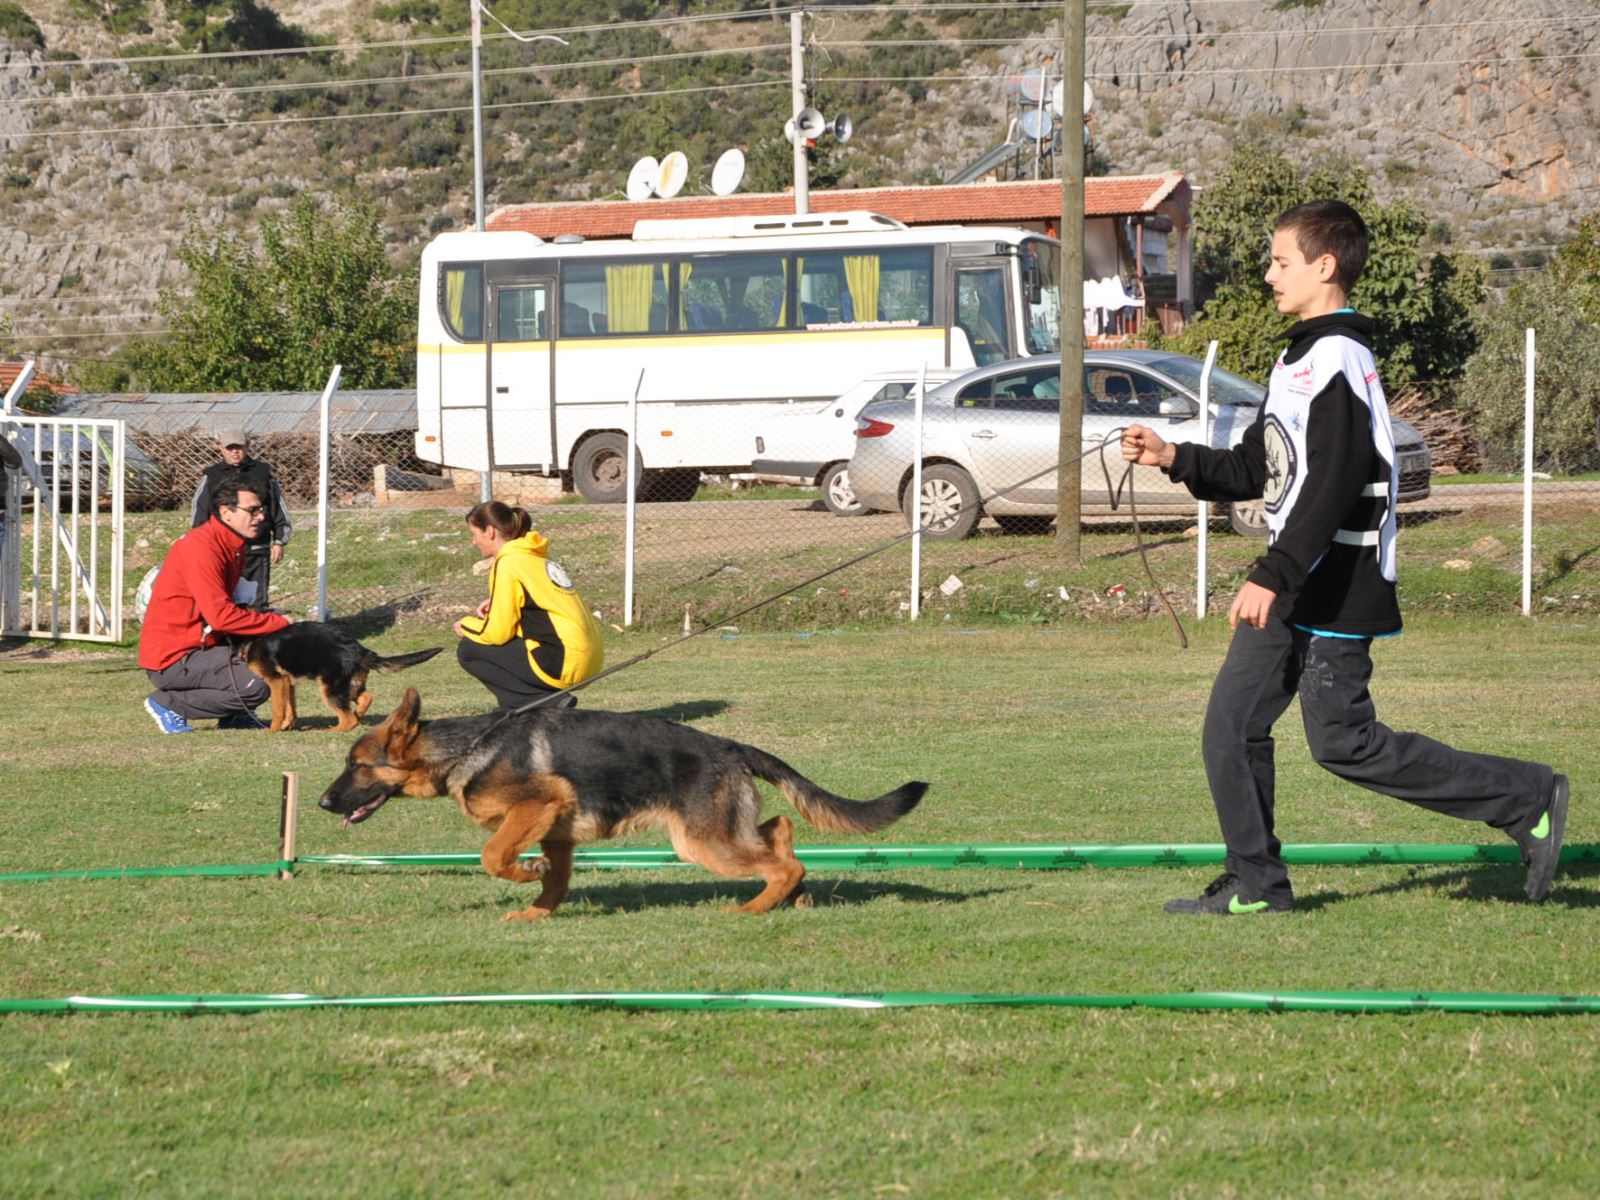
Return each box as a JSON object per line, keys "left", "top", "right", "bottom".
{"left": 993, "top": 515, "right": 1054, "bottom": 536}
{"left": 902, "top": 464, "right": 980, "bottom": 540}
{"left": 571, "top": 433, "right": 637, "bottom": 504}
{"left": 821, "top": 462, "right": 864, "bottom": 516}
{"left": 1227, "top": 498, "right": 1269, "bottom": 537}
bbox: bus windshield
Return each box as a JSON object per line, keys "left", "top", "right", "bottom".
{"left": 1022, "top": 237, "right": 1062, "bottom": 354}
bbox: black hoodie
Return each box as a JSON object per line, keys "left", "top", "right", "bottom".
{"left": 1166, "top": 312, "right": 1402, "bottom": 637}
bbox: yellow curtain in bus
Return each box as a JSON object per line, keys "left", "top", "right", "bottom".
{"left": 677, "top": 262, "right": 692, "bottom": 326}
{"left": 446, "top": 269, "right": 466, "bottom": 334}
{"left": 779, "top": 257, "right": 802, "bottom": 325}
{"left": 605, "top": 264, "right": 655, "bottom": 333}
{"left": 843, "top": 255, "right": 879, "bottom": 323}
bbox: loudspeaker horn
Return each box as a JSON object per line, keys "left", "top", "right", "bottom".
{"left": 793, "top": 107, "right": 827, "bottom": 142}
{"left": 830, "top": 113, "right": 854, "bottom": 144}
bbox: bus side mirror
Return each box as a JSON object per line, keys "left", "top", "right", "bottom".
{"left": 1023, "top": 263, "right": 1043, "bottom": 305}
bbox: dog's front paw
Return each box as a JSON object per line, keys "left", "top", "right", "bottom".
{"left": 516, "top": 855, "right": 549, "bottom": 882}
{"left": 502, "top": 905, "right": 553, "bottom": 922}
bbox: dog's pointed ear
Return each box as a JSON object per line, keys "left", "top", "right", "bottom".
{"left": 396, "top": 686, "right": 421, "bottom": 725}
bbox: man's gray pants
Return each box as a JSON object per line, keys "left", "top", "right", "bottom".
{"left": 146, "top": 644, "right": 269, "bottom": 721}
{"left": 1201, "top": 615, "right": 1553, "bottom": 904}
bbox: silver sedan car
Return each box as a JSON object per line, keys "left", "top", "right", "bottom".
{"left": 847, "top": 351, "right": 1432, "bottom": 539}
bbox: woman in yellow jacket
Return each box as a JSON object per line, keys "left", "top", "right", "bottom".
{"left": 453, "top": 501, "right": 604, "bottom": 710}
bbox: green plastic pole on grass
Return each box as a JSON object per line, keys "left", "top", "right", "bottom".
{"left": 5, "top": 843, "right": 1599, "bottom": 885}
{"left": 3, "top": 990, "right": 1599, "bottom": 1016}
{"left": 296, "top": 842, "right": 1600, "bottom": 872}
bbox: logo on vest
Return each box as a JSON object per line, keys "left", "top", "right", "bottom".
{"left": 546, "top": 560, "right": 574, "bottom": 590}
{"left": 1262, "top": 415, "right": 1297, "bottom": 513}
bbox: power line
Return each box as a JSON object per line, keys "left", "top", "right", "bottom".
{"left": 8, "top": 78, "right": 790, "bottom": 142}
{"left": 822, "top": 48, "right": 1600, "bottom": 84}
{"left": 8, "top": 41, "right": 792, "bottom": 109}
{"left": 0, "top": 6, "right": 804, "bottom": 73}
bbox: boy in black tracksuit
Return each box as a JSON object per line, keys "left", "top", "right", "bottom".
{"left": 1122, "top": 200, "right": 1568, "bottom": 914}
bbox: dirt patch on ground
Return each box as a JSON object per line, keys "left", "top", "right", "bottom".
{"left": 0, "top": 639, "right": 129, "bottom": 664}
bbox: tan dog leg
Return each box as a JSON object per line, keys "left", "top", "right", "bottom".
{"left": 675, "top": 813, "right": 808, "bottom": 915}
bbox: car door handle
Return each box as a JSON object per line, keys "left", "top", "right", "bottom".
{"left": 971, "top": 429, "right": 997, "bottom": 439}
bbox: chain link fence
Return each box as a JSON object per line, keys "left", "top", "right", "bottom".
{"left": 38, "top": 372, "right": 1600, "bottom": 642}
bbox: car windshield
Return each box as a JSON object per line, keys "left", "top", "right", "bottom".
{"left": 1144, "top": 356, "right": 1266, "bottom": 406}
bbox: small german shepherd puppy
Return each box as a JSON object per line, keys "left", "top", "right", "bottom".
{"left": 244, "top": 623, "right": 442, "bottom": 733}
{"left": 319, "top": 687, "right": 926, "bottom": 920}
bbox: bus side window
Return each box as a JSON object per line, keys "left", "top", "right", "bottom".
{"left": 441, "top": 264, "right": 484, "bottom": 342}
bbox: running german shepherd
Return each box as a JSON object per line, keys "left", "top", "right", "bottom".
{"left": 244, "top": 623, "right": 442, "bottom": 733}
{"left": 318, "top": 687, "right": 927, "bottom": 920}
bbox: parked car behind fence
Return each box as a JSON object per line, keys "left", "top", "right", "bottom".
{"left": 847, "top": 351, "right": 1432, "bottom": 539}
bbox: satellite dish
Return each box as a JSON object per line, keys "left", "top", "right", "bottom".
{"left": 654, "top": 150, "right": 689, "bottom": 199}
{"left": 1018, "top": 68, "right": 1047, "bottom": 103}
{"left": 1084, "top": 81, "right": 1094, "bottom": 116}
{"left": 794, "top": 107, "right": 827, "bottom": 142}
{"left": 830, "top": 113, "right": 853, "bottom": 144}
{"left": 711, "top": 148, "right": 745, "bottom": 196}
{"left": 626, "top": 156, "right": 659, "bottom": 202}
{"left": 1019, "top": 109, "right": 1054, "bottom": 141}
{"left": 1051, "top": 80, "right": 1064, "bottom": 117}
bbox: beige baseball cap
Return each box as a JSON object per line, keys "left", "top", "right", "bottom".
{"left": 217, "top": 428, "right": 249, "bottom": 449}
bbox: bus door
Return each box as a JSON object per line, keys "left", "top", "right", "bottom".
{"left": 950, "top": 260, "right": 1016, "bottom": 368}
{"left": 487, "top": 279, "right": 555, "bottom": 471}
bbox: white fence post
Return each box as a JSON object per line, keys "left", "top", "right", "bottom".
{"left": 316, "top": 364, "right": 342, "bottom": 621}
{"left": 909, "top": 362, "right": 925, "bottom": 621}
{"left": 1196, "top": 340, "right": 1218, "bottom": 619}
{"left": 1521, "top": 328, "right": 1535, "bottom": 616}
{"left": 624, "top": 369, "right": 643, "bottom": 628}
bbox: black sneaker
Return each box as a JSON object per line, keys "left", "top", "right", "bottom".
{"left": 1164, "top": 872, "right": 1293, "bottom": 916}
{"left": 1517, "top": 774, "right": 1569, "bottom": 903}
{"left": 217, "top": 709, "right": 266, "bottom": 731}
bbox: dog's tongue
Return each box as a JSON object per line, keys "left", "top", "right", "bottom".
{"left": 343, "top": 799, "right": 383, "bottom": 827}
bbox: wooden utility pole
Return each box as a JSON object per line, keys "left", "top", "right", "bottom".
{"left": 1056, "top": 0, "right": 1085, "bottom": 562}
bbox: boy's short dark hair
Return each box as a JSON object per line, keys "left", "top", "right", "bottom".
{"left": 1274, "top": 200, "right": 1369, "bottom": 294}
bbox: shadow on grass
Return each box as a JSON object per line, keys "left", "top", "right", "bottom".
{"left": 465, "top": 876, "right": 1003, "bottom": 916}
{"left": 627, "top": 699, "right": 729, "bottom": 722}
{"left": 327, "top": 595, "right": 434, "bottom": 640}
{"left": 1294, "top": 862, "right": 1600, "bottom": 912}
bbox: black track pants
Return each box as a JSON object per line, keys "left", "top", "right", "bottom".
{"left": 1200, "top": 615, "right": 1554, "bottom": 902}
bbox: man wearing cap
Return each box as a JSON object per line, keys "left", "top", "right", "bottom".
{"left": 190, "top": 428, "right": 292, "bottom": 611}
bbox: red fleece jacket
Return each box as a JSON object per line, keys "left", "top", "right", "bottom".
{"left": 137, "top": 518, "right": 290, "bottom": 671}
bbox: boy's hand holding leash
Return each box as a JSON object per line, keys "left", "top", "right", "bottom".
{"left": 1121, "top": 425, "right": 1277, "bottom": 631}
{"left": 1120, "top": 424, "right": 1176, "bottom": 470}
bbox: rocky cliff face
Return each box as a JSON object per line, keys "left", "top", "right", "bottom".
{"left": 2, "top": 0, "right": 1596, "bottom": 377}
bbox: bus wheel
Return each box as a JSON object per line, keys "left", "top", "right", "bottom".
{"left": 902, "top": 464, "right": 979, "bottom": 540}
{"left": 571, "top": 433, "right": 636, "bottom": 504}
{"left": 1227, "top": 498, "right": 1269, "bottom": 537}
{"left": 821, "top": 462, "right": 864, "bottom": 516}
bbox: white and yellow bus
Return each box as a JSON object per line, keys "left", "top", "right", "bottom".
{"left": 416, "top": 210, "right": 1061, "bottom": 502}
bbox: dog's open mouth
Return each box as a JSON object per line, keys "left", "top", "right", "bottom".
{"left": 342, "top": 794, "right": 391, "bottom": 826}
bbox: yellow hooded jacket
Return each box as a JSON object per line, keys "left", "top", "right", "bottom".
{"left": 457, "top": 531, "right": 604, "bottom": 689}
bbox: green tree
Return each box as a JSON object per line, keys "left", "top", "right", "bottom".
{"left": 132, "top": 196, "right": 416, "bottom": 391}
{"left": 1153, "top": 144, "right": 1484, "bottom": 385}
{"left": 1460, "top": 221, "right": 1600, "bottom": 473}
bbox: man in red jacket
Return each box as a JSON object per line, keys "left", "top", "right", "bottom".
{"left": 138, "top": 480, "right": 291, "bottom": 734}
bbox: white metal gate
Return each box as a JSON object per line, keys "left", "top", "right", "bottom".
{"left": 2, "top": 366, "right": 125, "bottom": 643}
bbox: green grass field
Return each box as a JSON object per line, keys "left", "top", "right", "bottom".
{"left": 4, "top": 612, "right": 1600, "bottom": 1197}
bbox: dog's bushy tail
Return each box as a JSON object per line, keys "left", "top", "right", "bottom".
{"left": 737, "top": 744, "right": 925, "bottom": 834}
{"left": 367, "top": 647, "right": 445, "bottom": 673}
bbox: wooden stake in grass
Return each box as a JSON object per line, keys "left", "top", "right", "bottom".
{"left": 278, "top": 772, "right": 300, "bottom": 881}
